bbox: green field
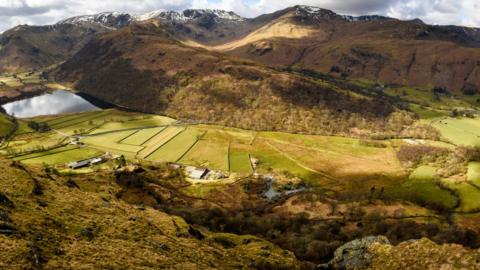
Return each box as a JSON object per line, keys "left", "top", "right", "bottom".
{"left": 179, "top": 140, "right": 229, "bottom": 171}
{"left": 385, "top": 166, "right": 458, "bottom": 210}
{"left": 431, "top": 118, "right": 480, "bottom": 146}
{"left": 0, "top": 77, "right": 23, "bottom": 87}
{"left": 0, "top": 72, "right": 43, "bottom": 88}
{"left": 250, "top": 139, "right": 318, "bottom": 181}
{"left": 387, "top": 181, "right": 458, "bottom": 210}
{"left": 19, "top": 147, "right": 102, "bottom": 165}
{"left": 82, "top": 130, "right": 143, "bottom": 155}
{"left": 48, "top": 111, "right": 111, "bottom": 130}
{"left": 146, "top": 128, "right": 203, "bottom": 162}
{"left": 383, "top": 85, "right": 479, "bottom": 111}
{"left": 229, "top": 144, "right": 253, "bottom": 173}
{"left": 8, "top": 133, "right": 66, "bottom": 153}
{"left": 43, "top": 110, "right": 173, "bottom": 136}
{"left": 409, "top": 166, "right": 437, "bottom": 181}
{"left": 468, "top": 162, "right": 480, "bottom": 186}
{"left": 0, "top": 110, "right": 407, "bottom": 186}
{"left": 13, "top": 145, "right": 78, "bottom": 161}
{"left": 9, "top": 107, "right": 480, "bottom": 215}
{"left": 409, "top": 104, "right": 449, "bottom": 119}
{"left": 88, "top": 115, "right": 175, "bottom": 134}
{"left": 200, "top": 126, "right": 256, "bottom": 144}
{"left": 258, "top": 132, "right": 382, "bottom": 156}
{"left": 443, "top": 181, "right": 480, "bottom": 213}
{"left": 121, "top": 127, "right": 166, "bottom": 146}
{"left": 138, "top": 126, "right": 184, "bottom": 158}
{"left": 44, "top": 111, "right": 100, "bottom": 126}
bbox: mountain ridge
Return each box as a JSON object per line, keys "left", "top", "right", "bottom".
{"left": 2, "top": 5, "right": 480, "bottom": 93}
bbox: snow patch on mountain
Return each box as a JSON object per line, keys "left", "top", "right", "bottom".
{"left": 135, "top": 9, "right": 245, "bottom": 23}
{"left": 342, "top": 15, "right": 391, "bottom": 22}
{"left": 58, "top": 12, "right": 133, "bottom": 28}
{"left": 294, "top": 5, "right": 339, "bottom": 20}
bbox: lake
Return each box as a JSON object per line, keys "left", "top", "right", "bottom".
{"left": 1, "top": 90, "right": 100, "bottom": 118}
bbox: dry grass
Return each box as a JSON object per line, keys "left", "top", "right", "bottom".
{"left": 0, "top": 157, "right": 300, "bottom": 269}
{"left": 184, "top": 19, "right": 321, "bottom": 51}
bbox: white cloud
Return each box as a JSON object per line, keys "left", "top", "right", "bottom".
{"left": 0, "top": 0, "right": 477, "bottom": 32}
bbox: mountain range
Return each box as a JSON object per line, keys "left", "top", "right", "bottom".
{"left": 2, "top": 6, "right": 479, "bottom": 93}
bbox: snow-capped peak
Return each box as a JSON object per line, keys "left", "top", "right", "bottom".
{"left": 295, "top": 5, "right": 323, "bottom": 14}
{"left": 134, "top": 9, "right": 245, "bottom": 23}
{"left": 293, "top": 5, "right": 338, "bottom": 19}
{"left": 183, "top": 9, "right": 245, "bottom": 21}
{"left": 342, "top": 15, "right": 391, "bottom": 22}
{"left": 133, "top": 9, "right": 168, "bottom": 21}
{"left": 134, "top": 10, "right": 190, "bottom": 22}
{"left": 57, "top": 8, "right": 246, "bottom": 29}
{"left": 58, "top": 12, "right": 133, "bottom": 28}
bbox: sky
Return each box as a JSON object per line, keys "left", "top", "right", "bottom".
{"left": 0, "top": 0, "right": 478, "bottom": 32}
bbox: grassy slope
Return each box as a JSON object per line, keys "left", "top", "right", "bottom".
{"left": 147, "top": 128, "right": 203, "bottom": 162}
{"left": 13, "top": 109, "right": 480, "bottom": 213}
{"left": 13, "top": 145, "right": 78, "bottom": 161}
{"left": 7, "top": 110, "right": 405, "bottom": 186}
{"left": 431, "top": 118, "right": 480, "bottom": 146}
{"left": 386, "top": 166, "right": 458, "bottom": 210}
{"left": 55, "top": 24, "right": 415, "bottom": 137}
{"left": 0, "top": 157, "right": 300, "bottom": 269}
{"left": 121, "top": 127, "right": 166, "bottom": 146}
{"left": 138, "top": 126, "right": 185, "bottom": 158}
{"left": 179, "top": 140, "right": 229, "bottom": 171}
{"left": 229, "top": 143, "right": 253, "bottom": 173}
{"left": 83, "top": 130, "right": 143, "bottom": 155}
{"left": 20, "top": 148, "right": 102, "bottom": 165}
{"left": 0, "top": 113, "right": 13, "bottom": 137}
{"left": 468, "top": 162, "right": 480, "bottom": 186}
{"left": 443, "top": 181, "right": 480, "bottom": 213}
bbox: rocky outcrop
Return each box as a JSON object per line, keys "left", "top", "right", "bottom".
{"left": 317, "top": 236, "right": 390, "bottom": 270}
{"left": 369, "top": 238, "right": 480, "bottom": 270}
{"left": 319, "top": 236, "right": 480, "bottom": 270}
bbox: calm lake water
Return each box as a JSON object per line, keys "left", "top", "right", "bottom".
{"left": 2, "top": 90, "right": 100, "bottom": 118}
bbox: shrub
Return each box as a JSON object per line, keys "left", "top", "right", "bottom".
{"left": 456, "top": 146, "right": 480, "bottom": 162}
{"left": 397, "top": 145, "right": 448, "bottom": 166}
{"left": 359, "top": 139, "right": 387, "bottom": 148}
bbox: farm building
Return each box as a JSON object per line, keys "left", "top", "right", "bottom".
{"left": 186, "top": 166, "right": 209, "bottom": 179}
{"left": 168, "top": 163, "right": 182, "bottom": 170}
{"left": 67, "top": 156, "right": 105, "bottom": 169}
{"left": 67, "top": 160, "right": 91, "bottom": 169}
{"left": 90, "top": 157, "right": 103, "bottom": 165}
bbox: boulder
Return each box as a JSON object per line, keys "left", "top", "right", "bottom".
{"left": 318, "top": 236, "right": 390, "bottom": 270}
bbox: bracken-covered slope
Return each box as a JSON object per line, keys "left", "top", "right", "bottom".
{"left": 181, "top": 6, "right": 480, "bottom": 95}
{"left": 320, "top": 236, "right": 480, "bottom": 270}
{"left": 54, "top": 23, "right": 415, "bottom": 136}
{"left": 0, "top": 157, "right": 300, "bottom": 269}
{"left": 369, "top": 238, "right": 480, "bottom": 270}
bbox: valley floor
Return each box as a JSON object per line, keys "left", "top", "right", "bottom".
{"left": 3, "top": 108, "right": 480, "bottom": 219}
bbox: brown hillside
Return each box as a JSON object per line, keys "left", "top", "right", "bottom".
{"left": 179, "top": 6, "right": 480, "bottom": 95}
{"left": 54, "top": 23, "right": 415, "bottom": 136}
{"left": 0, "top": 24, "right": 110, "bottom": 73}
{"left": 0, "top": 158, "right": 300, "bottom": 269}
